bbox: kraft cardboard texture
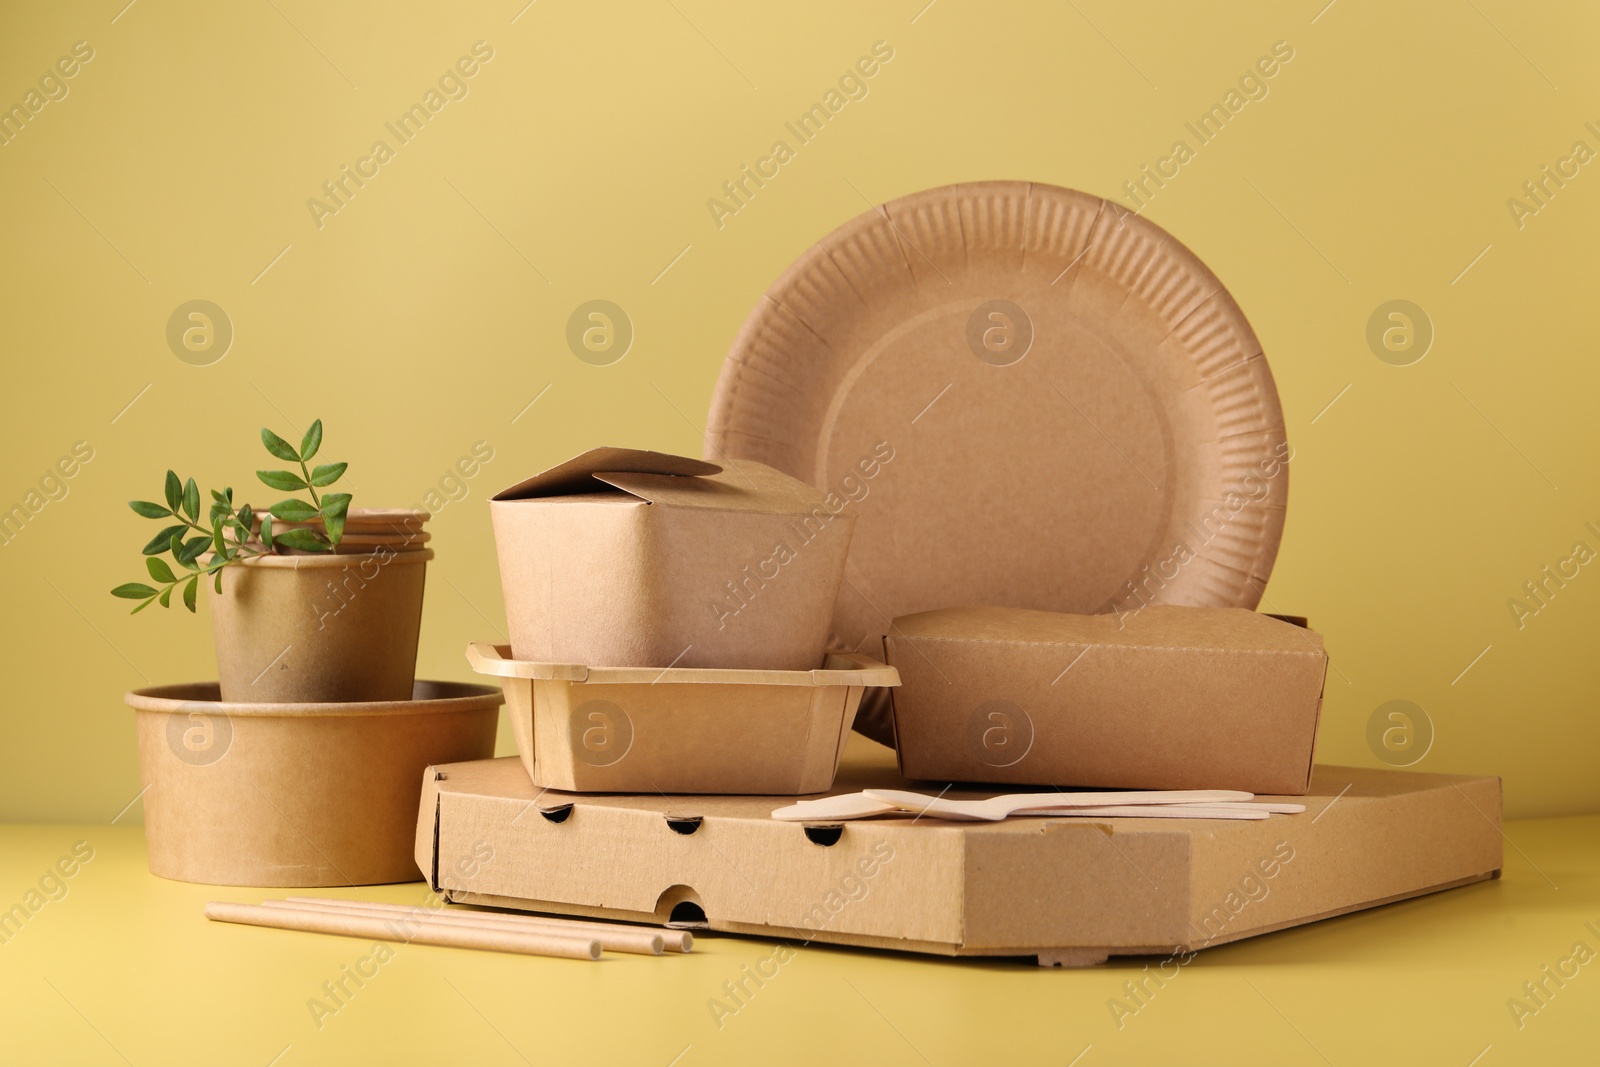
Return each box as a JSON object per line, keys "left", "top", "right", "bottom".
{"left": 209, "top": 549, "right": 431, "bottom": 703}
{"left": 466, "top": 643, "right": 899, "bottom": 795}
{"left": 887, "top": 605, "right": 1327, "bottom": 794}
{"left": 415, "top": 741, "right": 1501, "bottom": 964}
{"left": 494, "top": 447, "right": 719, "bottom": 498}
{"left": 126, "top": 681, "right": 501, "bottom": 887}
{"left": 704, "top": 181, "right": 1289, "bottom": 744}
{"left": 491, "top": 448, "right": 855, "bottom": 671}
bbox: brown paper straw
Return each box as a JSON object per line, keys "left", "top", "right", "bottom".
{"left": 285, "top": 895, "right": 692, "bottom": 953}
{"left": 204, "top": 900, "right": 601, "bottom": 960}
{"left": 268, "top": 899, "right": 665, "bottom": 956}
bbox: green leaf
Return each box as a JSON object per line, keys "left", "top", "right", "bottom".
{"left": 269, "top": 498, "right": 319, "bottom": 522}
{"left": 300, "top": 420, "right": 323, "bottom": 462}
{"left": 178, "top": 536, "right": 210, "bottom": 565}
{"left": 261, "top": 520, "right": 275, "bottom": 550}
{"left": 146, "top": 557, "right": 176, "bottom": 583}
{"left": 142, "top": 524, "right": 186, "bottom": 556}
{"left": 257, "top": 469, "right": 308, "bottom": 491}
{"left": 112, "top": 582, "right": 160, "bottom": 599}
{"left": 273, "top": 529, "right": 331, "bottom": 552}
{"left": 158, "top": 584, "right": 174, "bottom": 608}
{"left": 211, "top": 518, "right": 226, "bottom": 556}
{"left": 129, "top": 500, "right": 171, "bottom": 519}
{"left": 213, "top": 570, "right": 225, "bottom": 594}
{"left": 261, "top": 427, "right": 300, "bottom": 462}
{"left": 130, "top": 596, "right": 157, "bottom": 614}
{"left": 164, "top": 470, "right": 182, "bottom": 512}
{"left": 210, "top": 489, "right": 227, "bottom": 504}
{"left": 183, "top": 576, "right": 198, "bottom": 613}
{"left": 309, "top": 462, "right": 347, "bottom": 487}
{"left": 321, "top": 493, "right": 352, "bottom": 545}
{"left": 238, "top": 504, "right": 254, "bottom": 530}
{"left": 183, "top": 478, "right": 200, "bottom": 521}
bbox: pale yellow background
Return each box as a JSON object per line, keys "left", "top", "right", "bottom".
{"left": 3, "top": 5, "right": 1599, "bottom": 1065}
{"left": 2, "top": 0, "right": 1597, "bottom": 830}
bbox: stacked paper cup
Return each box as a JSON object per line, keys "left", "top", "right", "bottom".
{"left": 257, "top": 507, "right": 433, "bottom": 557}
{"left": 217, "top": 509, "right": 435, "bottom": 702}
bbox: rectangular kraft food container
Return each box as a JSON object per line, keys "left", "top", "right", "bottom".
{"left": 886, "top": 605, "right": 1328, "bottom": 794}
{"left": 465, "top": 642, "right": 899, "bottom": 795}
{"left": 414, "top": 741, "right": 1501, "bottom": 965}
{"left": 489, "top": 447, "right": 856, "bottom": 671}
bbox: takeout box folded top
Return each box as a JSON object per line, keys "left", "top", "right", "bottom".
{"left": 492, "top": 446, "right": 827, "bottom": 513}
{"left": 489, "top": 447, "right": 857, "bottom": 671}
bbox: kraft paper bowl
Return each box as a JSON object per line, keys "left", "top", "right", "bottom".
{"left": 124, "top": 680, "right": 502, "bottom": 886}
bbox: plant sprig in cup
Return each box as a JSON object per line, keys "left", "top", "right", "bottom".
{"left": 111, "top": 420, "right": 353, "bottom": 613}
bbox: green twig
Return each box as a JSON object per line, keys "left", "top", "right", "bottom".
{"left": 112, "top": 419, "right": 352, "bottom": 614}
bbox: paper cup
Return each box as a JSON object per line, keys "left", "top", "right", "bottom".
{"left": 210, "top": 549, "right": 432, "bottom": 703}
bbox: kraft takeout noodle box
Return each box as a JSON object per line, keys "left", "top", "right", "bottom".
{"left": 466, "top": 642, "right": 898, "bottom": 795}
{"left": 490, "top": 447, "right": 856, "bottom": 671}
{"left": 886, "top": 605, "right": 1328, "bottom": 794}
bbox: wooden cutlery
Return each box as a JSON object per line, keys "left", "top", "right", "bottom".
{"left": 772, "top": 788, "right": 1304, "bottom": 823}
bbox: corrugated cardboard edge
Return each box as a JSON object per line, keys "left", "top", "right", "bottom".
{"left": 438, "top": 874, "right": 1503, "bottom": 964}
{"left": 417, "top": 767, "right": 445, "bottom": 891}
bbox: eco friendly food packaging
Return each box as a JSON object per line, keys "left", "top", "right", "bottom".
{"left": 210, "top": 547, "right": 432, "bottom": 703}
{"left": 489, "top": 447, "right": 856, "bottom": 671}
{"left": 465, "top": 643, "right": 898, "bottom": 795}
{"left": 704, "top": 181, "right": 1292, "bottom": 746}
{"left": 125, "top": 680, "right": 501, "bottom": 886}
{"left": 414, "top": 746, "right": 1501, "bottom": 964}
{"left": 885, "top": 605, "right": 1328, "bottom": 794}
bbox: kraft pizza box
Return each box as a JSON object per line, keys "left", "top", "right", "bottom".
{"left": 415, "top": 739, "right": 1501, "bottom": 965}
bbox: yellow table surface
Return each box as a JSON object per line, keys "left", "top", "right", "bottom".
{"left": 2, "top": 816, "right": 1596, "bottom": 1066}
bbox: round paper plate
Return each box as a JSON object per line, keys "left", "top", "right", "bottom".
{"left": 707, "top": 182, "right": 1288, "bottom": 737}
